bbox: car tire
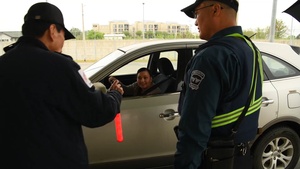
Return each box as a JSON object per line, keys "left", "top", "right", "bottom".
{"left": 252, "top": 126, "right": 300, "bottom": 169}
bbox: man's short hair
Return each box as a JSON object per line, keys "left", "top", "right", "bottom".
{"left": 21, "top": 21, "right": 63, "bottom": 38}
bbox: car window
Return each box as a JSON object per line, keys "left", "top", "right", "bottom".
{"left": 111, "top": 55, "right": 150, "bottom": 76}
{"left": 158, "top": 51, "right": 178, "bottom": 70}
{"left": 84, "top": 50, "right": 124, "bottom": 78}
{"left": 262, "top": 54, "right": 299, "bottom": 79}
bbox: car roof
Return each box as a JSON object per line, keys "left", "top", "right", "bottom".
{"left": 86, "top": 39, "right": 300, "bottom": 82}
{"left": 118, "top": 39, "right": 205, "bottom": 52}
{"left": 255, "top": 41, "right": 300, "bottom": 69}
{"left": 117, "top": 39, "right": 300, "bottom": 69}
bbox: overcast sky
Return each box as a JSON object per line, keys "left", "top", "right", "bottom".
{"left": 1, "top": 0, "right": 300, "bottom": 35}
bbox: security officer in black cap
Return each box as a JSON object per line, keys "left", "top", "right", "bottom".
{"left": 0, "top": 2, "right": 123, "bottom": 169}
{"left": 175, "top": 0, "right": 263, "bottom": 169}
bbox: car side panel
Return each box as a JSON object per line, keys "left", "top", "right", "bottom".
{"left": 259, "top": 81, "right": 279, "bottom": 128}
{"left": 84, "top": 93, "right": 179, "bottom": 167}
{"left": 270, "top": 77, "right": 300, "bottom": 119}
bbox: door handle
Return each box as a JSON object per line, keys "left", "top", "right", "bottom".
{"left": 261, "top": 97, "right": 274, "bottom": 107}
{"left": 159, "top": 109, "right": 179, "bottom": 121}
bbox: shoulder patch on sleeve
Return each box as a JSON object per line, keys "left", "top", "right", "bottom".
{"left": 189, "top": 70, "right": 205, "bottom": 90}
{"left": 78, "top": 69, "right": 93, "bottom": 88}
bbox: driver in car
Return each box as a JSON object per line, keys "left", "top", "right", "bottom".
{"left": 109, "top": 67, "right": 162, "bottom": 96}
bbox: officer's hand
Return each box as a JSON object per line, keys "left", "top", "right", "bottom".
{"left": 109, "top": 80, "right": 124, "bottom": 95}
{"left": 93, "top": 82, "right": 107, "bottom": 93}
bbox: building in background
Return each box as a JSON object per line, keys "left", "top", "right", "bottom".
{"left": 0, "top": 31, "right": 22, "bottom": 42}
{"left": 92, "top": 20, "right": 190, "bottom": 36}
{"left": 0, "top": 21, "right": 190, "bottom": 42}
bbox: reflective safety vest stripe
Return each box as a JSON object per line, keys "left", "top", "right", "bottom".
{"left": 212, "top": 96, "right": 262, "bottom": 128}
{"left": 211, "top": 33, "right": 263, "bottom": 128}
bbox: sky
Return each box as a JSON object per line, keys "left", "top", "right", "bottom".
{"left": 1, "top": 0, "right": 300, "bottom": 36}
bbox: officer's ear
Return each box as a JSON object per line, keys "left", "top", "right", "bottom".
{"left": 48, "top": 24, "right": 57, "bottom": 40}
{"left": 212, "top": 3, "right": 221, "bottom": 14}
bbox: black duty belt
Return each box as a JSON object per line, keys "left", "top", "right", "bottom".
{"left": 235, "top": 142, "right": 250, "bottom": 156}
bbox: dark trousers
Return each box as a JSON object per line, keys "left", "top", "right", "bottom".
{"left": 233, "top": 151, "right": 252, "bottom": 169}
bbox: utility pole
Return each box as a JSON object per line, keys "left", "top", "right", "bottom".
{"left": 290, "top": 18, "right": 294, "bottom": 45}
{"left": 269, "top": 0, "right": 277, "bottom": 42}
{"left": 82, "top": 3, "right": 86, "bottom": 61}
{"left": 142, "top": 3, "right": 145, "bottom": 39}
{"left": 82, "top": 3, "right": 86, "bottom": 41}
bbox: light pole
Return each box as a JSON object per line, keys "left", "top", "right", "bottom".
{"left": 290, "top": 18, "right": 294, "bottom": 45}
{"left": 142, "top": 3, "right": 145, "bottom": 39}
{"left": 269, "top": 0, "right": 277, "bottom": 42}
{"left": 82, "top": 3, "right": 86, "bottom": 41}
{"left": 82, "top": 3, "right": 86, "bottom": 61}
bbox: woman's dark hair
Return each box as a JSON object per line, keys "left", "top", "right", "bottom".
{"left": 137, "top": 67, "right": 153, "bottom": 78}
{"left": 22, "top": 21, "right": 63, "bottom": 38}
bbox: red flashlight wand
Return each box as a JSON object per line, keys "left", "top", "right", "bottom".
{"left": 114, "top": 113, "right": 123, "bottom": 142}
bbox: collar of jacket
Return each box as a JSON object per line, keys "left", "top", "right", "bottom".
{"left": 3, "top": 36, "right": 49, "bottom": 53}
{"left": 209, "top": 26, "right": 243, "bottom": 41}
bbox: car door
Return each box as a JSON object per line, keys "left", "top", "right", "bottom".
{"left": 84, "top": 93, "right": 180, "bottom": 168}
{"left": 258, "top": 53, "right": 279, "bottom": 127}
{"left": 261, "top": 53, "right": 300, "bottom": 123}
{"left": 84, "top": 48, "right": 185, "bottom": 169}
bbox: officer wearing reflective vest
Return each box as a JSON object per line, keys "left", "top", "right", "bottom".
{"left": 174, "top": 0, "right": 263, "bottom": 169}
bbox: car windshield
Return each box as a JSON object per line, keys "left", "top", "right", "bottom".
{"left": 84, "top": 50, "right": 125, "bottom": 78}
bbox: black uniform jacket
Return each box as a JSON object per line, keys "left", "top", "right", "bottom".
{"left": 0, "top": 36, "right": 122, "bottom": 169}
{"left": 175, "top": 26, "right": 263, "bottom": 168}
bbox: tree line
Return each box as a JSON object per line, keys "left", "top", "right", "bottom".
{"left": 70, "top": 20, "right": 299, "bottom": 40}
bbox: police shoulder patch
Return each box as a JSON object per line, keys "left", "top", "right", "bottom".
{"left": 189, "top": 70, "right": 205, "bottom": 90}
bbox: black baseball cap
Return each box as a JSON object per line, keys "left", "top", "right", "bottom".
{"left": 24, "top": 2, "right": 75, "bottom": 40}
{"left": 181, "top": 0, "right": 239, "bottom": 18}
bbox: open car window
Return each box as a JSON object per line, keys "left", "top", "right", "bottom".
{"left": 108, "top": 50, "right": 180, "bottom": 97}
{"left": 111, "top": 55, "right": 151, "bottom": 76}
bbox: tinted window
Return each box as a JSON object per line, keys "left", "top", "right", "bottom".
{"left": 262, "top": 54, "right": 300, "bottom": 79}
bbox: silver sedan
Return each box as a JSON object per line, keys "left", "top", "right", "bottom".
{"left": 84, "top": 39, "right": 300, "bottom": 169}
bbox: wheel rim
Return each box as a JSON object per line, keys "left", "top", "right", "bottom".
{"left": 262, "top": 137, "right": 294, "bottom": 169}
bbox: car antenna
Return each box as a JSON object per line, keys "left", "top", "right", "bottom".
{"left": 249, "top": 33, "right": 257, "bottom": 39}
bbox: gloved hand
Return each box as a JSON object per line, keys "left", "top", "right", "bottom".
{"left": 93, "top": 82, "right": 107, "bottom": 93}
